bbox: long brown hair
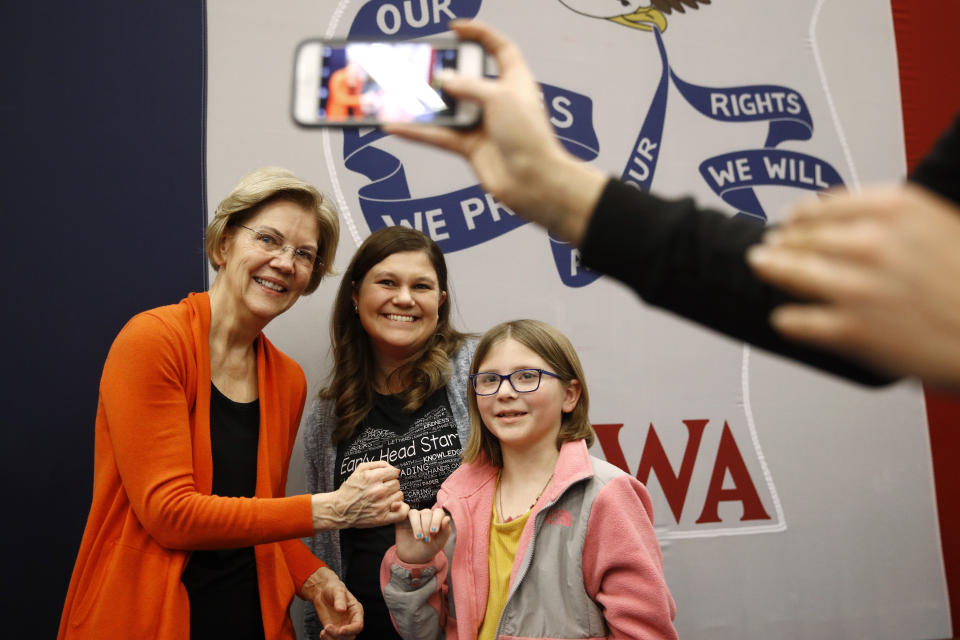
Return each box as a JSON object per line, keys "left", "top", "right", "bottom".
{"left": 322, "top": 226, "right": 467, "bottom": 443}
{"left": 462, "top": 319, "right": 593, "bottom": 467}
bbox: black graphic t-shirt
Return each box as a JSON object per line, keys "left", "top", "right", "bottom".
{"left": 335, "top": 387, "right": 462, "bottom": 640}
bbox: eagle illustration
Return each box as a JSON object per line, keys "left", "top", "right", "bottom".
{"left": 559, "top": 0, "right": 712, "bottom": 31}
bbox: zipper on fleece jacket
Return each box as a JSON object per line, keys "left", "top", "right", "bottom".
{"left": 492, "top": 475, "right": 590, "bottom": 639}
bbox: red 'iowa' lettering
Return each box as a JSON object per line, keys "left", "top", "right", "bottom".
{"left": 594, "top": 420, "right": 771, "bottom": 524}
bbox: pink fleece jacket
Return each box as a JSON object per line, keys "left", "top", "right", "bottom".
{"left": 381, "top": 439, "right": 678, "bottom": 640}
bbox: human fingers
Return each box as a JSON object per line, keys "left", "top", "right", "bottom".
{"left": 746, "top": 244, "right": 885, "bottom": 303}
{"left": 361, "top": 462, "right": 401, "bottom": 483}
{"left": 428, "top": 508, "right": 446, "bottom": 537}
{"left": 321, "top": 620, "right": 361, "bottom": 640}
{"left": 353, "top": 492, "right": 407, "bottom": 528}
{"left": 783, "top": 186, "right": 904, "bottom": 226}
{"left": 346, "top": 465, "right": 400, "bottom": 497}
{"left": 768, "top": 303, "right": 865, "bottom": 355}
{"left": 763, "top": 219, "right": 889, "bottom": 265}
{"left": 378, "top": 476, "right": 402, "bottom": 494}
{"left": 782, "top": 189, "right": 846, "bottom": 222}
{"left": 331, "top": 583, "right": 348, "bottom": 612}
{"left": 314, "top": 586, "right": 362, "bottom": 639}
{"left": 380, "top": 493, "right": 409, "bottom": 524}
{"left": 349, "top": 598, "right": 363, "bottom": 627}
{"left": 321, "top": 594, "right": 363, "bottom": 639}
{"left": 449, "top": 19, "right": 527, "bottom": 73}
{"left": 434, "top": 72, "right": 506, "bottom": 112}
{"left": 392, "top": 500, "right": 411, "bottom": 517}
{"left": 377, "top": 483, "right": 403, "bottom": 508}
{"left": 350, "top": 460, "right": 392, "bottom": 477}
{"left": 366, "top": 488, "right": 405, "bottom": 520}
{"left": 326, "top": 602, "right": 364, "bottom": 640}
{"left": 407, "top": 508, "right": 431, "bottom": 541}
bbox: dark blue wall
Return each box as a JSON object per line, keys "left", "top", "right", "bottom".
{"left": 0, "top": 2, "right": 205, "bottom": 635}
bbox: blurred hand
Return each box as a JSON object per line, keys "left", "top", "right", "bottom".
{"left": 747, "top": 184, "right": 960, "bottom": 389}
{"left": 385, "top": 19, "right": 605, "bottom": 244}
{"left": 301, "top": 566, "right": 363, "bottom": 640}
{"left": 314, "top": 461, "right": 409, "bottom": 529}
{"left": 395, "top": 508, "right": 451, "bottom": 565}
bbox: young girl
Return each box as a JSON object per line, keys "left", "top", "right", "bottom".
{"left": 380, "top": 319, "right": 678, "bottom": 640}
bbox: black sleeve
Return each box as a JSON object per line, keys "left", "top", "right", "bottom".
{"left": 579, "top": 179, "right": 895, "bottom": 386}
{"left": 909, "top": 114, "right": 960, "bottom": 206}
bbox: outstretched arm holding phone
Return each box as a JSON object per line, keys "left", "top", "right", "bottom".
{"left": 386, "top": 19, "right": 899, "bottom": 386}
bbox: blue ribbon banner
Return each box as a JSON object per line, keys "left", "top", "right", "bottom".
{"left": 339, "top": 2, "right": 845, "bottom": 287}
{"left": 699, "top": 149, "right": 843, "bottom": 220}
{"left": 621, "top": 29, "right": 844, "bottom": 223}
{"left": 348, "top": 0, "right": 482, "bottom": 38}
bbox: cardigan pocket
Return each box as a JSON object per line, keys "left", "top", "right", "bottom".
{"left": 69, "top": 540, "right": 115, "bottom": 627}
{"left": 70, "top": 540, "right": 173, "bottom": 635}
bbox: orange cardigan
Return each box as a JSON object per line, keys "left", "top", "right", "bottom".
{"left": 59, "top": 292, "right": 324, "bottom": 639}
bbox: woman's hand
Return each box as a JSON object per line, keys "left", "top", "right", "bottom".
{"left": 747, "top": 184, "right": 960, "bottom": 389}
{"left": 312, "top": 461, "right": 409, "bottom": 530}
{"left": 301, "top": 566, "right": 363, "bottom": 640}
{"left": 395, "top": 508, "right": 451, "bottom": 565}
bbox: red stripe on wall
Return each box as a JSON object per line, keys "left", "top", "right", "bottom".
{"left": 926, "top": 392, "right": 960, "bottom": 636}
{"left": 891, "top": 1, "right": 960, "bottom": 635}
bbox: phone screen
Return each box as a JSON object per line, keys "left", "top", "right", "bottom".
{"left": 308, "top": 42, "right": 459, "bottom": 124}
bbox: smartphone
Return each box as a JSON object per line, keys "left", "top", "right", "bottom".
{"left": 292, "top": 38, "right": 484, "bottom": 128}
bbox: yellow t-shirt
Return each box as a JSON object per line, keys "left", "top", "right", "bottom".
{"left": 477, "top": 500, "right": 532, "bottom": 640}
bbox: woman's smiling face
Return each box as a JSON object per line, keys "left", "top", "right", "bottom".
{"left": 353, "top": 250, "right": 447, "bottom": 367}
{"left": 215, "top": 199, "right": 319, "bottom": 325}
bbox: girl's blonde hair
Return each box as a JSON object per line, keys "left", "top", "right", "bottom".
{"left": 463, "top": 319, "right": 593, "bottom": 467}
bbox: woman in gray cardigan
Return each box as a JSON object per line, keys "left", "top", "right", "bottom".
{"left": 303, "top": 226, "right": 475, "bottom": 639}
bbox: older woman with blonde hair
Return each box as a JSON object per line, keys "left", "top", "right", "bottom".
{"left": 58, "top": 168, "right": 408, "bottom": 640}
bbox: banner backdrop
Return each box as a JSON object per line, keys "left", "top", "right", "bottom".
{"left": 207, "top": 1, "right": 950, "bottom": 637}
